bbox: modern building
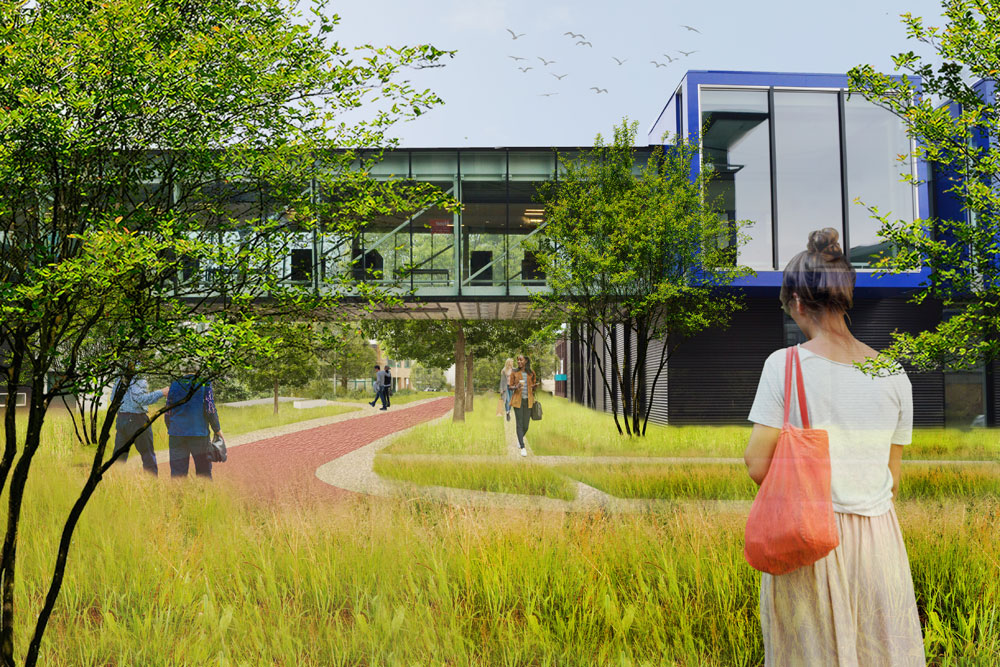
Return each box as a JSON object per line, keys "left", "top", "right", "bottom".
{"left": 558, "top": 70, "right": 998, "bottom": 428}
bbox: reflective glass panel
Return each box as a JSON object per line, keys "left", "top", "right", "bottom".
{"left": 461, "top": 180, "right": 507, "bottom": 287}
{"left": 461, "top": 151, "right": 506, "bottom": 180}
{"left": 700, "top": 88, "right": 773, "bottom": 268}
{"left": 508, "top": 181, "right": 546, "bottom": 286}
{"left": 509, "top": 151, "right": 554, "bottom": 181}
{"left": 844, "top": 96, "right": 914, "bottom": 266}
{"left": 773, "top": 91, "right": 842, "bottom": 267}
{"left": 411, "top": 151, "right": 457, "bottom": 179}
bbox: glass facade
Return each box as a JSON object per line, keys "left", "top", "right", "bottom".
{"left": 701, "top": 88, "right": 773, "bottom": 269}
{"left": 698, "top": 84, "right": 916, "bottom": 270}
{"left": 773, "top": 91, "right": 844, "bottom": 267}
{"left": 844, "top": 95, "right": 914, "bottom": 266}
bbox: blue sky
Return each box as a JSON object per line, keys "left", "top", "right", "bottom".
{"left": 333, "top": 0, "right": 946, "bottom": 147}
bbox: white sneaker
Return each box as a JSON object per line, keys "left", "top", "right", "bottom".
{"left": 519, "top": 447, "right": 527, "bottom": 457}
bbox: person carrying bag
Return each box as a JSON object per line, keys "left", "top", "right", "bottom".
{"left": 743, "top": 228, "right": 924, "bottom": 665}
{"left": 744, "top": 345, "right": 837, "bottom": 575}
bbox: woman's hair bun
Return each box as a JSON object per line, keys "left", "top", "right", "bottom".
{"left": 807, "top": 227, "right": 844, "bottom": 259}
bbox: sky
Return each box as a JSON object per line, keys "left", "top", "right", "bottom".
{"left": 331, "top": 0, "right": 947, "bottom": 148}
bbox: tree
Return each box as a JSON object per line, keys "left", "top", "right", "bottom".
{"left": 411, "top": 362, "right": 448, "bottom": 391}
{"left": 371, "top": 318, "right": 556, "bottom": 420}
{"left": 0, "top": 0, "right": 452, "bottom": 662}
{"left": 320, "top": 329, "right": 377, "bottom": 391}
{"left": 533, "top": 119, "right": 753, "bottom": 436}
{"left": 848, "top": 2, "right": 1000, "bottom": 378}
{"left": 237, "top": 322, "right": 319, "bottom": 414}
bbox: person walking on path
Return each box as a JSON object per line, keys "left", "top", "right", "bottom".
{"left": 498, "top": 358, "right": 514, "bottom": 421}
{"left": 743, "top": 228, "right": 924, "bottom": 665}
{"left": 383, "top": 365, "right": 393, "bottom": 408}
{"left": 369, "top": 364, "right": 389, "bottom": 410}
{"left": 112, "top": 372, "right": 168, "bottom": 475}
{"left": 508, "top": 354, "right": 538, "bottom": 457}
{"left": 165, "top": 376, "right": 224, "bottom": 479}
{"left": 368, "top": 364, "right": 383, "bottom": 408}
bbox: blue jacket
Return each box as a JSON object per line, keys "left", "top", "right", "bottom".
{"left": 165, "top": 377, "right": 222, "bottom": 437}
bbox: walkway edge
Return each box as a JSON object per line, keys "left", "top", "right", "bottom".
{"left": 314, "top": 412, "right": 753, "bottom": 514}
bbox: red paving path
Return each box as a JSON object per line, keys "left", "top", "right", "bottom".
{"left": 210, "top": 397, "right": 453, "bottom": 504}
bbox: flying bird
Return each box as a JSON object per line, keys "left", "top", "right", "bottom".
{"left": 506, "top": 28, "right": 526, "bottom": 39}
{"left": 508, "top": 55, "right": 527, "bottom": 61}
{"left": 590, "top": 87, "right": 608, "bottom": 94}
{"left": 576, "top": 41, "right": 593, "bottom": 47}
{"left": 612, "top": 57, "right": 627, "bottom": 65}
{"left": 661, "top": 53, "right": 677, "bottom": 62}
{"left": 538, "top": 57, "right": 556, "bottom": 66}
{"left": 551, "top": 73, "right": 568, "bottom": 80}
{"left": 650, "top": 61, "right": 668, "bottom": 68}
{"left": 678, "top": 49, "right": 698, "bottom": 56}
{"left": 681, "top": 25, "right": 700, "bottom": 33}
{"left": 539, "top": 93, "right": 558, "bottom": 97}
{"left": 518, "top": 66, "right": 533, "bottom": 73}
{"left": 563, "top": 31, "right": 585, "bottom": 39}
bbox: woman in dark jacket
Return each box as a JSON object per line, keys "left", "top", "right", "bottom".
{"left": 164, "top": 376, "right": 224, "bottom": 478}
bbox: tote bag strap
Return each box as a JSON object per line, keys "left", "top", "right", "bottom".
{"left": 783, "top": 346, "right": 811, "bottom": 429}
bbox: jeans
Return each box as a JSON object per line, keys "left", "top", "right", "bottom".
{"left": 168, "top": 435, "right": 212, "bottom": 478}
{"left": 504, "top": 389, "right": 513, "bottom": 414}
{"left": 115, "top": 413, "right": 158, "bottom": 475}
{"left": 515, "top": 402, "right": 531, "bottom": 449}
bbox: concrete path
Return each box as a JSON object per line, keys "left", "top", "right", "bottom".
{"left": 315, "top": 411, "right": 749, "bottom": 513}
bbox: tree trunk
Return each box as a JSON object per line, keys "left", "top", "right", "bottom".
{"left": 340, "top": 376, "right": 348, "bottom": 390}
{"left": 273, "top": 378, "right": 279, "bottom": 415}
{"left": 465, "top": 351, "right": 474, "bottom": 412}
{"left": 453, "top": 323, "right": 466, "bottom": 422}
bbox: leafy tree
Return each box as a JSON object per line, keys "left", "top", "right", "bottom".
{"left": 0, "top": 0, "right": 451, "bottom": 662}
{"left": 848, "top": 2, "right": 1000, "bottom": 379}
{"left": 411, "top": 362, "right": 448, "bottom": 391}
{"left": 319, "top": 329, "right": 377, "bottom": 392}
{"left": 237, "top": 322, "right": 319, "bottom": 414}
{"left": 533, "top": 119, "right": 753, "bottom": 436}
{"left": 371, "top": 318, "right": 555, "bottom": 419}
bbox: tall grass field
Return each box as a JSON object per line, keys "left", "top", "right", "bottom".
{"left": 4, "top": 393, "right": 998, "bottom": 664}
{"left": 8, "top": 456, "right": 999, "bottom": 665}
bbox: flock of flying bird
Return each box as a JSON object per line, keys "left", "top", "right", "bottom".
{"left": 504, "top": 25, "right": 701, "bottom": 97}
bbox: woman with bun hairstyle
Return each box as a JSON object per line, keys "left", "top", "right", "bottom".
{"left": 744, "top": 228, "right": 924, "bottom": 665}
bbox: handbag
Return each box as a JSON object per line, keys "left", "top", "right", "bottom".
{"left": 207, "top": 434, "right": 227, "bottom": 463}
{"left": 744, "top": 346, "right": 838, "bottom": 576}
{"left": 530, "top": 399, "right": 542, "bottom": 421}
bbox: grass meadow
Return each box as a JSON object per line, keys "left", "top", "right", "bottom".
{"left": 10, "top": 455, "right": 999, "bottom": 665}
{"left": 4, "top": 392, "right": 998, "bottom": 664}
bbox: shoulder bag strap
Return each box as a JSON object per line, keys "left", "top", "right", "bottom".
{"left": 791, "top": 346, "right": 811, "bottom": 429}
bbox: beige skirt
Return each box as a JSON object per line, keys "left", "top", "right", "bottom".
{"left": 760, "top": 505, "right": 925, "bottom": 666}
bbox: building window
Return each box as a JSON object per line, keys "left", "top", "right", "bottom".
{"left": 773, "top": 91, "right": 843, "bottom": 267}
{"left": 700, "top": 88, "right": 773, "bottom": 269}
{"left": 290, "top": 248, "right": 313, "bottom": 282}
{"left": 843, "top": 95, "right": 915, "bottom": 267}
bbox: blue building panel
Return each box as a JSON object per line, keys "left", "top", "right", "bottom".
{"left": 648, "top": 70, "right": 930, "bottom": 292}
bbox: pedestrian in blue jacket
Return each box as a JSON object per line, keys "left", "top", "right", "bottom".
{"left": 164, "top": 376, "right": 224, "bottom": 479}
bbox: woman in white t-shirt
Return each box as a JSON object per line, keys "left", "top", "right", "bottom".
{"left": 744, "top": 228, "right": 924, "bottom": 666}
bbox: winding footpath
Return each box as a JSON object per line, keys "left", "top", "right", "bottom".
{"left": 215, "top": 397, "right": 453, "bottom": 503}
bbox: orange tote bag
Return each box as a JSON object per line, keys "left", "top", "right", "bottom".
{"left": 744, "top": 346, "right": 839, "bottom": 576}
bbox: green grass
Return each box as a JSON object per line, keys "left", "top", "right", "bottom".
{"left": 381, "top": 394, "right": 505, "bottom": 456}
{"left": 553, "top": 462, "right": 1000, "bottom": 501}
{"left": 373, "top": 458, "right": 577, "bottom": 500}
{"left": 23, "top": 401, "right": 360, "bottom": 464}
{"left": 10, "top": 452, "right": 1000, "bottom": 665}
{"left": 558, "top": 463, "right": 758, "bottom": 500}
